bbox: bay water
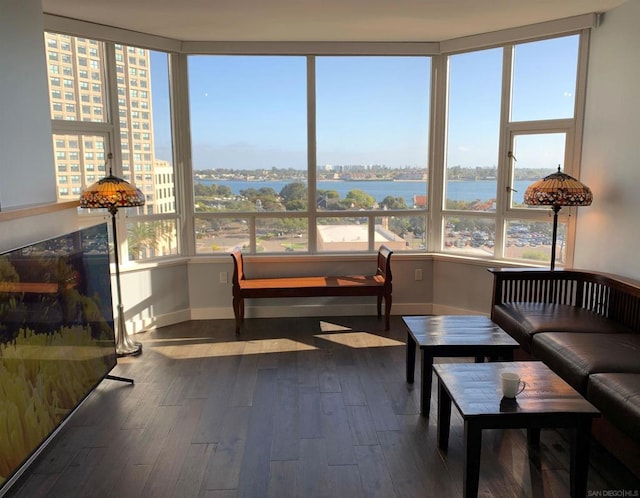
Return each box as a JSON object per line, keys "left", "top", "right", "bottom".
{"left": 195, "top": 178, "right": 531, "bottom": 205}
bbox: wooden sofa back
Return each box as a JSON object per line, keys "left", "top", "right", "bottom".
{"left": 489, "top": 268, "right": 640, "bottom": 332}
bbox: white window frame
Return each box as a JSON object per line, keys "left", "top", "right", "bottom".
{"left": 44, "top": 14, "right": 593, "bottom": 264}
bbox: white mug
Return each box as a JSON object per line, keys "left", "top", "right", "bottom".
{"left": 500, "top": 371, "right": 526, "bottom": 398}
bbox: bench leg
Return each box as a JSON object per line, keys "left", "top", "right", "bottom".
{"left": 377, "top": 294, "right": 383, "bottom": 319}
{"left": 384, "top": 293, "right": 392, "bottom": 331}
{"left": 232, "top": 295, "right": 243, "bottom": 335}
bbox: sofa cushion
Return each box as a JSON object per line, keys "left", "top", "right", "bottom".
{"left": 587, "top": 373, "right": 640, "bottom": 442}
{"left": 531, "top": 332, "right": 640, "bottom": 394}
{"left": 492, "top": 302, "right": 632, "bottom": 353}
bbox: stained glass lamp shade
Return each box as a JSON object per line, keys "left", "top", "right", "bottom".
{"left": 524, "top": 166, "right": 593, "bottom": 270}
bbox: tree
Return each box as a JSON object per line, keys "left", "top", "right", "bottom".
{"left": 280, "top": 182, "right": 308, "bottom": 210}
{"left": 127, "top": 222, "right": 157, "bottom": 260}
{"left": 344, "top": 189, "right": 376, "bottom": 209}
{"left": 240, "top": 187, "right": 278, "bottom": 204}
{"left": 380, "top": 195, "right": 407, "bottom": 209}
{"left": 317, "top": 189, "right": 340, "bottom": 209}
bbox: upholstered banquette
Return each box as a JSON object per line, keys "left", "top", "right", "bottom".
{"left": 489, "top": 268, "right": 640, "bottom": 473}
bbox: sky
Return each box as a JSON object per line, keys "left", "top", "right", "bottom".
{"left": 150, "top": 34, "right": 579, "bottom": 171}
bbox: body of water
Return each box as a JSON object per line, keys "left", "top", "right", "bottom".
{"left": 195, "top": 178, "right": 532, "bottom": 205}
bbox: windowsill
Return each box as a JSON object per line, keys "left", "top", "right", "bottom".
{"left": 117, "top": 251, "right": 541, "bottom": 273}
{"left": 0, "top": 200, "right": 79, "bottom": 222}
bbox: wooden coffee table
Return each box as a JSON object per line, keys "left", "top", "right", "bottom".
{"left": 403, "top": 315, "right": 519, "bottom": 415}
{"left": 433, "top": 361, "right": 600, "bottom": 498}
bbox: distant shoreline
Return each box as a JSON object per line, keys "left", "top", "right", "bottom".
{"left": 194, "top": 178, "right": 531, "bottom": 204}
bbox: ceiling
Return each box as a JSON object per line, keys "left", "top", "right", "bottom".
{"left": 42, "top": 0, "right": 626, "bottom": 43}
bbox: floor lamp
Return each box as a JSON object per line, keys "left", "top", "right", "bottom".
{"left": 524, "top": 166, "right": 593, "bottom": 270}
{"left": 80, "top": 153, "right": 145, "bottom": 356}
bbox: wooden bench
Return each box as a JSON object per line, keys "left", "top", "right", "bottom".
{"left": 231, "top": 245, "right": 393, "bottom": 334}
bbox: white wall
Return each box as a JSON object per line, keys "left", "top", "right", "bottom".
{"left": 0, "top": 0, "right": 80, "bottom": 252}
{"left": 432, "top": 258, "right": 495, "bottom": 315}
{"left": 0, "top": 0, "right": 57, "bottom": 210}
{"left": 575, "top": 0, "right": 640, "bottom": 279}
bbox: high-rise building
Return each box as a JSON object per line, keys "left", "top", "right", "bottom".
{"left": 45, "top": 33, "right": 159, "bottom": 214}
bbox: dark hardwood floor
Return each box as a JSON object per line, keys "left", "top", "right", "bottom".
{"left": 5, "top": 316, "right": 639, "bottom": 497}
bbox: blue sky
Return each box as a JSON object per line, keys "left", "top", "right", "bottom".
{"left": 150, "top": 34, "right": 578, "bottom": 171}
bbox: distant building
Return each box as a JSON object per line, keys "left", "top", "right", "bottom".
{"left": 317, "top": 224, "right": 406, "bottom": 251}
{"left": 413, "top": 195, "right": 427, "bottom": 208}
{"left": 45, "top": 33, "right": 159, "bottom": 213}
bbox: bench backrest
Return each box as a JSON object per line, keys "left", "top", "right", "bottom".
{"left": 377, "top": 244, "right": 393, "bottom": 288}
{"left": 231, "top": 244, "right": 393, "bottom": 286}
{"left": 489, "top": 267, "right": 640, "bottom": 331}
{"left": 231, "top": 248, "right": 245, "bottom": 286}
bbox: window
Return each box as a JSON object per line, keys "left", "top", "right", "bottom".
{"left": 189, "top": 55, "right": 430, "bottom": 254}
{"left": 114, "top": 45, "right": 178, "bottom": 260}
{"left": 45, "top": 32, "right": 107, "bottom": 123}
{"left": 316, "top": 56, "right": 430, "bottom": 252}
{"left": 44, "top": 28, "right": 587, "bottom": 265}
{"left": 441, "top": 34, "right": 583, "bottom": 266}
{"left": 188, "top": 55, "right": 307, "bottom": 253}
{"left": 511, "top": 36, "right": 578, "bottom": 122}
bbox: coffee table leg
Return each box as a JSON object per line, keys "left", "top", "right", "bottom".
{"left": 570, "top": 418, "right": 592, "bottom": 498}
{"left": 463, "top": 420, "right": 482, "bottom": 498}
{"left": 437, "top": 379, "right": 452, "bottom": 450}
{"left": 421, "top": 351, "right": 434, "bottom": 416}
{"left": 406, "top": 332, "right": 416, "bottom": 383}
{"left": 527, "top": 427, "right": 541, "bottom": 449}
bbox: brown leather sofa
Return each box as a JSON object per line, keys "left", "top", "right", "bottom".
{"left": 489, "top": 268, "right": 640, "bottom": 475}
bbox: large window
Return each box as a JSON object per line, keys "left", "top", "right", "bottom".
{"left": 46, "top": 32, "right": 177, "bottom": 262}
{"left": 188, "top": 56, "right": 307, "bottom": 254}
{"left": 45, "top": 26, "right": 587, "bottom": 266}
{"left": 189, "top": 55, "right": 430, "bottom": 254}
{"left": 442, "top": 48, "right": 502, "bottom": 257}
{"left": 502, "top": 35, "right": 580, "bottom": 267}
{"left": 442, "top": 34, "right": 583, "bottom": 267}
{"left": 316, "top": 56, "right": 430, "bottom": 252}
{"left": 117, "top": 45, "right": 177, "bottom": 259}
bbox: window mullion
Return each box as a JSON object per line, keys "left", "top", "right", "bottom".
{"left": 102, "top": 41, "right": 132, "bottom": 264}
{"left": 307, "top": 55, "right": 317, "bottom": 254}
{"left": 103, "top": 43, "right": 123, "bottom": 177}
{"left": 428, "top": 54, "right": 447, "bottom": 253}
{"left": 169, "top": 52, "right": 193, "bottom": 257}
{"left": 495, "top": 45, "right": 515, "bottom": 261}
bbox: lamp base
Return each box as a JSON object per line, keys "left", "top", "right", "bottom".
{"left": 115, "top": 304, "right": 142, "bottom": 357}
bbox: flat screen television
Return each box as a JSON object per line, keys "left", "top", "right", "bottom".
{"left": 0, "top": 223, "right": 117, "bottom": 495}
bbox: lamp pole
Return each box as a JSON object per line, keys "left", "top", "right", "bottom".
{"left": 549, "top": 205, "right": 561, "bottom": 271}
{"left": 109, "top": 206, "right": 142, "bottom": 356}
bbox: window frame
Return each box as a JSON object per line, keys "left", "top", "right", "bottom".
{"left": 43, "top": 16, "right": 592, "bottom": 266}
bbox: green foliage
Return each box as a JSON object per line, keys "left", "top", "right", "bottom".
{"left": 194, "top": 183, "right": 233, "bottom": 197}
{"left": 280, "top": 182, "right": 308, "bottom": 210}
{"left": 344, "top": 189, "right": 376, "bottom": 209}
{"left": 380, "top": 195, "right": 407, "bottom": 209}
